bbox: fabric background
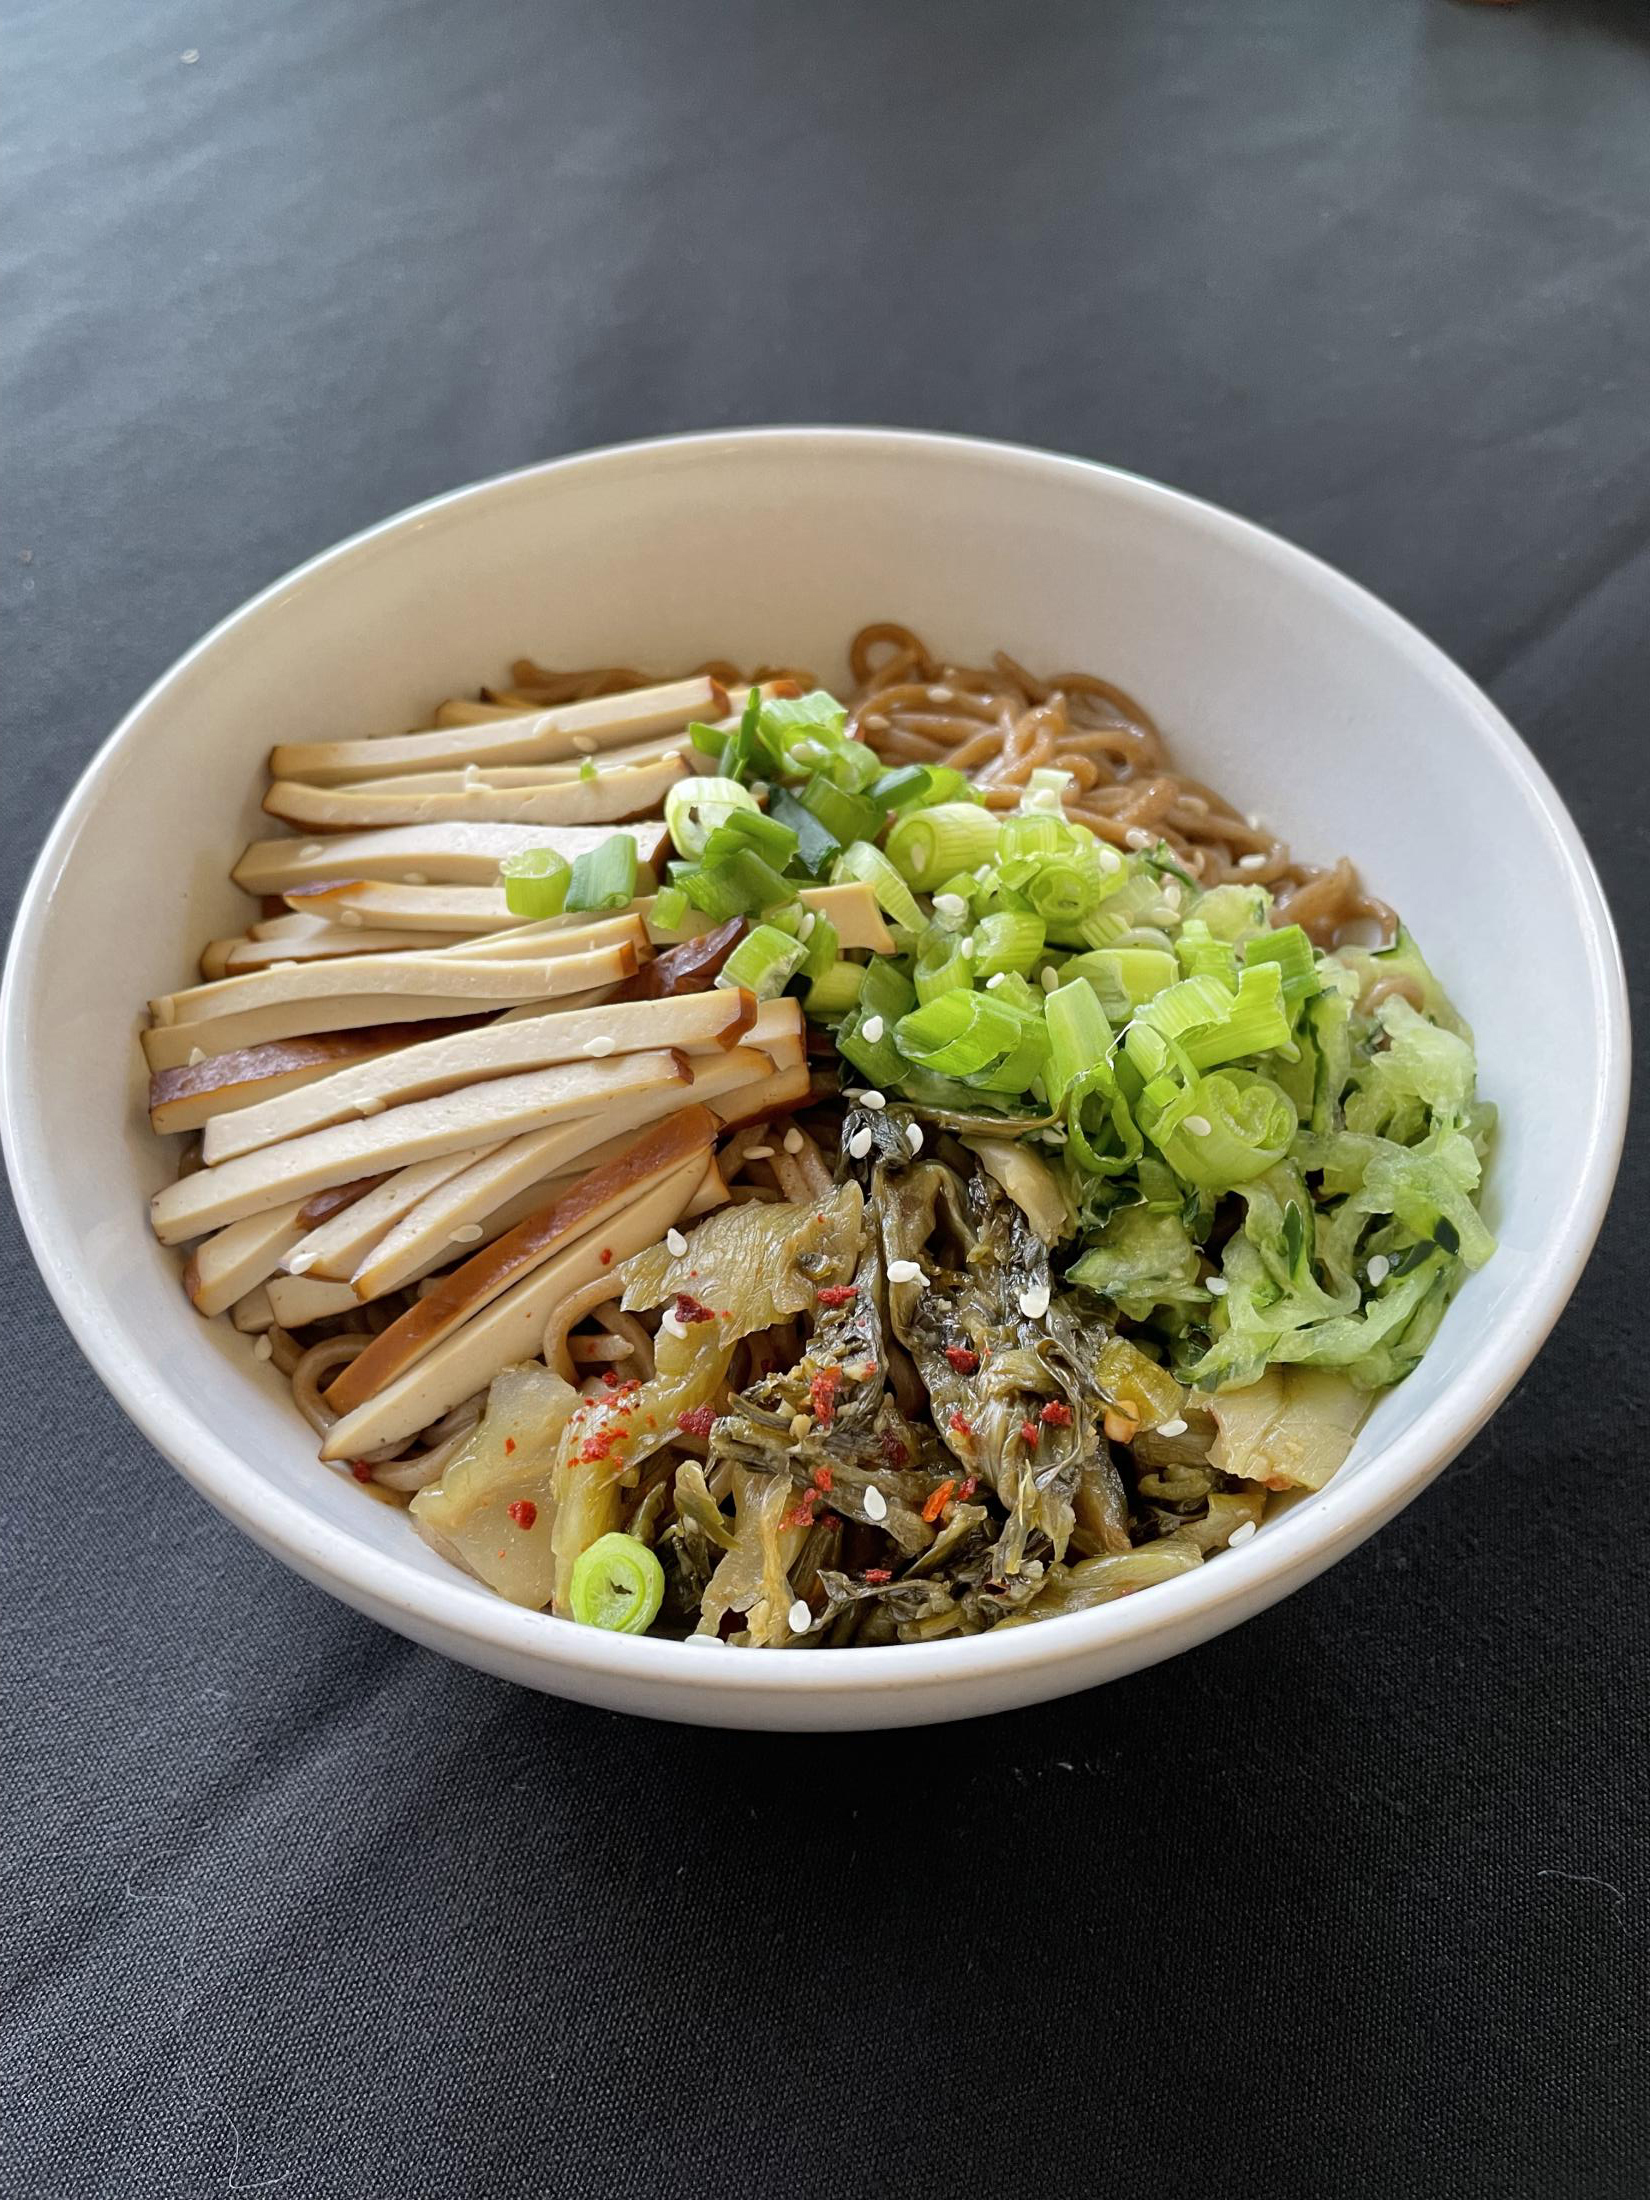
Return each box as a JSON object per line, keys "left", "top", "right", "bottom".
{"left": 4, "top": 3, "right": 1647, "bottom": 2194}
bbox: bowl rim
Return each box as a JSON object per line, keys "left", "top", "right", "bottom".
{"left": 1, "top": 425, "right": 1630, "bottom": 1704}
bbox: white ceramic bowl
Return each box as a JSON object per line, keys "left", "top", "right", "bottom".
{"left": 2, "top": 430, "right": 1628, "bottom": 1729}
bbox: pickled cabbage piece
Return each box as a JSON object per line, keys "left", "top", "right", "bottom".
{"left": 997, "top": 1530, "right": 1204, "bottom": 1625}
{"left": 619, "top": 1180, "right": 862, "bottom": 1338}
{"left": 964, "top": 1134, "right": 1071, "bottom": 1244}
{"left": 1094, "top": 1335, "right": 1183, "bottom": 1430}
{"left": 697, "top": 1466, "right": 808, "bottom": 1644}
{"left": 409, "top": 1362, "right": 579, "bottom": 1607}
{"left": 1208, "top": 1366, "right": 1369, "bottom": 1491}
{"left": 1182, "top": 1485, "right": 1266, "bottom": 1554}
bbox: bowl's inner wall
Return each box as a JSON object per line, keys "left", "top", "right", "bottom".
{"left": 21, "top": 439, "right": 1595, "bottom": 1603}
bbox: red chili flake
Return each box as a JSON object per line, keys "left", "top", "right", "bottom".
{"left": 958, "top": 1476, "right": 978, "bottom": 1501}
{"left": 948, "top": 1412, "right": 974, "bottom": 1438}
{"left": 578, "top": 1426, "right": 626, "bottom": 1464}
{"left": 944, "top": 1345, "right": 979, "bottom": 1374}
{"left": 599, "top": 1247, "right": 613, "bottom": 1266}
{"left": 1020, "top": 1420, "right": 1041, "bottom": 1447}
{"left": 503, "top": 1436, "right": 517, "bottom": 1454}
{"left": 676, "top": 1403, "right": 716, "bottom": 1440}
{"left": 507, "top": 1499, "right": 538, "bottom": 1531}
{"left": 783, "top": 1491, "right": 819, "bottom": 1530}
{"left": 1039, "top": 1400, "right": 1073, "bottom": 1427}
{"left": 673, "top": 1292, "right": 717, "bottom": 1326}
{"left": 879, "top": 1432, "right": 909, "bottom": 1468}
{"left": 819, "top": 1513, "right": 842, "bottom": 1531}
{"left": 811, "top": 1465, "right": 834, "bottom": 1492}
{"left": 808, "top": 1365, "right": 843, "bottom": 1429}
{"left": 601, "top": 1369, "right": 620, "bottom": 1389}
{"left": 922, "top": 1479, "right": 957, "bottom": 1524}
{"left": 349, "top": 1460, "right": 374, "bottom": 1484}
{"left": 815, "top": 1284, "right": 858, "bottom": 1308}
{"left": 863, "top": 1568, "right": 893, "bottom": 1584}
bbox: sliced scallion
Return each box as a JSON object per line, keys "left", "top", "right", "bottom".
{"left": 715, "top": 923, "right": 809, "bottom": 1000}
{"left": 664, "top": 776, "right": 759, "bottom": 860}
{"left": 565, "top": 834, "right": 638, "bottom": 913}
{"left": 804, "top": 958, "right": 866, "bottom": 1019}
{"left": 569, "top": 1533, "right": 665, "bottom": 1633}
{"left": 885, "top": 803, "right": 1002, "bottom": 891}
{"left": 497, "top": 846, "right": 571, "bottom": 920}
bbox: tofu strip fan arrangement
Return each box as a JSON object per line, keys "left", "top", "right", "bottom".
{"left": 145, "top": 672, "right": 895, "bottom": 1465}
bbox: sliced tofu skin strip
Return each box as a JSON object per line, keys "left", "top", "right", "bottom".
{"left": 286, "top": 730, "right": 696, "bottom": 795}
{"left": 711, "top": 1061, "right": 813, "bottom": 1128}
{"left": 231, "top": 819, "right": 669, "bottom": 896}
{"left": 319, "top": 1144, "right": 711, "bottom": 1454}
{"left": 149, "top": 1048, "right": 690, "bottom": 1244}
{"left": 270, "top": 675, "right": 723, "bottom": 786}
{"left": 325, "top": 1110, "right": 714, "bottom": 1414}
{"left": 181, "top": 1172, "right": 385, "bottom": 1315}
{"left": 141, "top": 942, "right": 635, "bottom": 1069}
{"left": 265, "top": 1274, "right": 362, "bottom": 1326}
{"left": 283, "top": 881, "right": 533, "bottom": 936}
{"left": 218, "top": 926, "right": 470, "bottom": 972}
{"left": 351, "top": 1109, "right": 703, "bottom": 1302}
{"left": 261, "top": 753, "right": 686, "bottom": 832}
{"left": 281, "top": 1145, "right": 502, "bottom": 1279}
{"left": 154, "top": 941, "right": 641, "bottom": 1029}
{"left": 229, "top": 1285, "right": 276, "bottom": 1333}
{"left": 147, "top": 1019, "right": 486, "bottom": 1134}
{"left": 204, "top": 987, "right": 755, "bottom": 1163}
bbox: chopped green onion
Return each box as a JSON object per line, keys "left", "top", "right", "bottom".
{"left": 804, "top": 959, "right": 866, "bottom": 1019}
{"left": 797, "top": 774, "right": 884, "bottom": 848}
{"left": 799, "top": 910, "right": 840, "bottom": 984}
{"left": 497, "top": 846, "right": 571, "bottom": 920}
{"left": 649, "top": 883, "right": 690, "bottom": 933}
{"left": 569, "top": 1532, "right": 665, "bottom": 1633}
{"left": 998, "top": 810, "right": 1072, "bottom": 866}
{"left": 1151, "top": 1069, "right": 1295, "bottom": 1189}
{"left": 1064, "top": 1066, "right": 1145, "bottom": 1177}
{"left": 971, "top": 912, "right": 1047, "bottom": 976}
{"left": 1045, "top": 978, "right": 1115, "bottom": 1106}
{"left": 859, "top": 959, "right": 917, "bottom": 1025}
{"left": 681, "top": 844, "right": 794, "bottom": 920}
{"left": 871, "top": 764, "right": 979, "bottom": 811}
{"left": 913, "top": 929, "right": 974, "bottom": 1003}
{"left": 1176, "top": 917, "right": 1238, "bottom": 989}
{"left": 967, "top": 1015, "right": 1050, "bottom": 1095}
{"left": 1064, "top": 947, "right": 1180, "bottom": 1020}
{"left": 1243, "top": 922, "right": 1319, "bottom": 1008}
{"left": 766, "top": 788, "right": 839, "bottom": 877}
{"left": 709, "top": 806, "right": 798, "bottom": 869}
{"left": 1140, "top": 973, "right": 1240, "bottom": 1045}
{"left": 664, "top": 775, "right": 759, "bottom": 860}
{"left": 884, "top": 803, "right": 1002, "bottom": 891}
{"left": 716, "top": 923, "right": 809, "bottom": 1000}
{"left": 894, "top": 990, "right": 1026, "bottom": 1076}
{"left": 833, "top": 841, "right": 924, "bottom": 932}
{"left": 565, "top": 834, "right": 638, "bottom": 913}
{"left": 1179, "top": 962, "right": 1291, "bottom": 1070}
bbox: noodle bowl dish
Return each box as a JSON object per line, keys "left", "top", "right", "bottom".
{"left": 0, "top": 430, "right": 1626, "bottom": 1728}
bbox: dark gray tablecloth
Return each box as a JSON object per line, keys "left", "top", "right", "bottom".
{"left": 5, "top": 4, "right": 1647, "bottom": 2194}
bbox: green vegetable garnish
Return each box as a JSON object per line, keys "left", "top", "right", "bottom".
{"left": 497, "top": 847, "right": 571, "bottom": 920}
{"left": 569, "top": 1534, "right": 665, "bottom": 1634}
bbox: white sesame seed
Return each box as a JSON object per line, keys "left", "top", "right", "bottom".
{"left": 1097, "top": 845, "right": 1123, "bottom": 872}
{"left": 847, "top": 1127, "right": 874, "bottom": 1160}
{"left": 928, "top": 685, "right": 955, "bottom": 704}
{"left": 886, "top": 1258, "right": 923, "bottom": 1284}
{"left": 750, "top": 779, "right": 770, "bottom": 800}
{"left": 860, "top": 1090, "right": 886, "bottom": 1111}
{"left": 1238, "top": 852, "right": 1268, "bottom": 871}
{"left": 462, "top": 763, "right": 482, "bottom": 783}
{"left": 1162, "top": 882, "right": 1182, "bottom": 911}
{"left": 788, "top": 1598, "right": 812, "bottom": 1633}
{"left": 1245, "top": 812, "right": 1264, "bottom": 831}
{"left": 448, "top": 1224, "right": 484, "bottom": 1244}
{"left": 570, "top": 734, "right": 597, "bottom": 753}
{"left": 1366, "top": 1253, "right": 1391, "bottom": 1286}
{"left": 1040, "top": 966, "right": 1060, "bottom": 993}
{"left": 402, "top": 871, "right": 428, "bottom": 885}
{"left": 286, "top": 1250, "right": 316, "bottom": 1276}
{"left": 252, "top": 1334, "right": 273, "bottom": 1361}
{"left": 1027, "top": 787, "right": 1063, "bottom": 812}
{"left": 187, "top": 1047, "right": 206, "bottom": 1067}
{"left": 1206, "top": 1276, "right": 1229, "bottom": 1296}
{"left": 933, "top": 892, "right": 968, "bottom": 920}
{"left": 986, "top": 972, "right": 1007, "bottom": 991}
{"left": 661, "top": 1310, "right": 688, "bottom": 1339}
{"left": 339, "top": 910, "right": 365, "bottom": 930}
{"left": 744, "top": 1145, "right": 774, "bottom": 1159}
{"left": 1183, "top": 1115, "right": 1213, "bottom": 1137}
{"left": 1125, "top": 827, "right": 1154, "bottom": 849}
{"left": 863, "top": 1484, "right": 888, "bottom": 1521}
{"left": 683, "top": 1631, "right": 726, "bottom": 1647}
{"left": 666, "top": 1227, "right": 688, "bottom": 1257}
{"left": 583, "top": 1035, "right": 618, "bottom": 1057}
{"left": 299, "top": 842, "right": 325, "bottom": 859}
{"left": 1156, "top": 1416, "right": 1188, "bottom": 1438}
{"left": 783, "top": 1128, "right": 804, "bottom": 1153}
{"left": 798, "top": 912, "right": 816, "bottom": 940}
{"left": 859, "top": 714, "right": 888, "bottom": 734}
{"left": 862, "top": 1015, "right": 885, "bottom": 1044}
{"left": 1018, "top": 1282, "right": 1051, "bottom": 1319}
{"left": 960, "top": 936, "right": 976, "bottom": 958}
{"left": 1228, "top": 1519, "right": 1258, "bottom": 1547}
{"left": 905, "top": 1123, "right": 924, "bottom": 1155}
{"left": 789, "top": 1412, "right": 812, "bottom": 1439}
{"left": 357, "top": 1097, "right": 386, "bottom": 1116}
